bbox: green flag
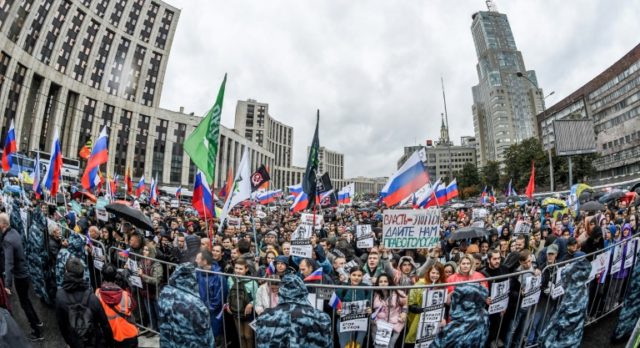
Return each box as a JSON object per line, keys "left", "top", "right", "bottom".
{"left": 184, "top": 74, "right": 227, "bottom": 185}
{"left": 302, "top": 110, "right": 320, "bottom": 209}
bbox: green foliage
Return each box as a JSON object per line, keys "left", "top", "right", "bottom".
{"left": 481, "top": 160, "right": 501, "bottom": 189}
{"left": 502, "top": 138, "right": 549, "bottom": 191}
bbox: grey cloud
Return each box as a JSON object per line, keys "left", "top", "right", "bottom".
{"left": 161, "top": 0, "right": 639, "bottom": 178}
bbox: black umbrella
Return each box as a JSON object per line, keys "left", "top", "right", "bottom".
{"left": 629, "top": 182, "right": 640, "bottom": 193}
{"left": 581, "top": 201, "right": 605, "bottom": 212}
{"left": 598, "top": 190, "right": 626, "bottom": 204}
{"left": 448, "top": 226, "right": 489, "bottom": 240}
{"left": 105, "top": 203, "right": 153, "bottom": 231}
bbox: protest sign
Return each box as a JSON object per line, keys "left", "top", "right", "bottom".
{"left": 589, "top": 251, "right": 610, "bottom": 282}
{"left": 488, "top": 280, "right": 510, "bottom": 314}
{"left": 611, "top": 245, "right": 623, "bottom": 275}
{"left": 382, "top": 209, "right": 440, "bottom": 249}
{"left": 228, "top": 217, "right": 241, "bottom": 226}
{"left": 170, "top": 199, "right": 179, "bottom": 208}
{"left": 290, "top": 223, "right": 313, "bottom": 258}
{"left": 521, "top": 276, "right": 542, "bottom": 308}
{"left": 340, "top": 300, "right": 369, "bottom": 332}
{"left": 307, "top": 293, "right": 323, "bottom": 311}
{"left": 300, "top": 213, "right": 324, "bottom": 229}
{"left": 374, "top": 320, "right": 394, "bottom": 347}
{"left": 624, "top": 238, "right": 638, "bottom": 270}
{"left": 129, "top": 275, "right": 143, "bottom": 288}
{"left": 472, "top": 208, "right": 488, "bottom": 220}
{"left": 356, "top": 225, "right": 374, "bottom": 249}
{"left": 96, "top": 208, "right": 108, "bottom": 221}
{"left": 415, "top": 289, "right": 446, "bottom": 348}
{"left": 514, "top": 221, "right": 531, "bottom": 235}
{"left": 551, "top": 266, "right": 565, "bottom": 299}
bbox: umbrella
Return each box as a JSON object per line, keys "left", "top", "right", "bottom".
{"left": 73, "top": 191, "right": 97, "bottom": 203}
{"left": 542, "top": 197, "right": 566, "bottom": 208}
{"left": 448, "top": 226, "right": 490, "bottom": 240}
{"left": 580, "top": 201, "right": 605, "bottom": 212}
{"left": 598, "top": 190, "right": 626, "bottom": 203}
{"left": 450, "top": 203, "right": 465, "bottom": 209}
{"left": 629, "top": 182, "right": 640, "bottom": 193}
{"left": 105, "top": 203, "right": 153, "bottom": 231}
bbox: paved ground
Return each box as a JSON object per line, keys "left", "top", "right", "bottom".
{"left": 6, "top": 285, "right": 632, "bottom": 348}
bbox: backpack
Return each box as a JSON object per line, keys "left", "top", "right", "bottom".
{"left": 228, "top": 279, "right": 251, "bottom": 317}
{"left": 68, "top": 290, "right": 94, "bottom": 343}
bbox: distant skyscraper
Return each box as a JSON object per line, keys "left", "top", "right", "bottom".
{"left": 470, "top": 9, "right": 545, "bottom": 166}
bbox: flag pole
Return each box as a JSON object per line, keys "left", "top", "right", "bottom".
{"left": 251, "top": 197, "right": 259, "bottom": 258}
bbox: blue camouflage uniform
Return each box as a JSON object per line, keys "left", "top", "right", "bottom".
{"left": 25, "top": 209, "right": 51, "bottom": 304}
{"left": 255, "top": 273, "right": 332, "bottom": 348}
{"left": 612, "top": 255, "right": 640, "bottom": 341}
{"left": 55, "top": 232, "right": 89, "bottom": 288}
{"left": 538, "top": 256, "right": 592, "bottom": 348}
{"left": 431, "top": 283, "right": 489, "bottom": 348}
{"left": 158, "top": 263, "right": 214, "bottom": 348}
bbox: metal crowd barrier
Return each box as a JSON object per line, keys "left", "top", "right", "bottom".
{"left": 47, "top": 221, "right": 638, "bottom": 348}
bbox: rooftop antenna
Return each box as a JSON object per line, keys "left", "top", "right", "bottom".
{"left": 486, "top": 0, "right": 498, "bottom": 12}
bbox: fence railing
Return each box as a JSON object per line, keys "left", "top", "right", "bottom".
{"left": 52, "top": 220, "right": 638, "bottom": 348}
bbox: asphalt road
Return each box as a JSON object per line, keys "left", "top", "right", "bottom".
{"left": 6, "top": 285, "right": 633, "bottom": 348}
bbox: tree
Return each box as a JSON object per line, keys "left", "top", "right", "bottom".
{"left": 502, "top": 138, "right": 549, "bottom": 191}
{"left": 481, "top": 160, "right": 501, "bottom": 190}
{"left": 459, "top": 162, "right": 480, "bottom": 188}
{"left": 462, "top": 186, "right": 480, "bottom": 199}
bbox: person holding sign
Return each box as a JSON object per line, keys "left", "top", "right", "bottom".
{"left": 336, "top": 266, "right": 371, "bottom": 348}
{"left": 446, "top": 255, "right": 488, "bottom": 301}
{"left": 405, "top": 263, "right": 447, "bottom": 345}
{"left": 371, "top": 274, "right": 407, "bottom": 348}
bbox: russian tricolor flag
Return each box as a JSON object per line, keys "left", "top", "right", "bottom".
{"left": 265, "top": 262, "right": 276, "bottom": 276}
{"left": 338, "top": 183, "right": 354, "bottom": 205}
{"left": 193, "top": 170, "right": 214, "bottom": 218}
{"left": 304, "top": 268, "right": 323, "bottom": 281}
{"left": 1, "top": 119, "right": 17, "bottom": 173}
{"left": 43, "top": 128, "right": 63, "bottom": 197}
{"left": 149, "top": 174, "right": 158, "bottom": 205}
{"left": 257, "top": 189, "right": 282, "bottom": 205}
{"left": 329, "top": 292, "right": 342, "bottom": 310}
{"left": 445, "top": 179, "right": 459, "bottom": 201}
{"left": 290, "top": 191, "right": 308, "bottom": 213}
{"left": 288, "top": 183, "right": 303, "bottom": 198}
{"left": 135, "top": 175, "right": 146, "bottom": 197}
{"left": 380, "top": 149, "right": 429, "bottom": 207}
{"left": 426, "top": 182, "right": 447, "bottom": 207}
{"left": 81, "top": 127, "right": 109, "bottom": 191}
{"left": 176, "top": 186, "right": 182, "bottom": 199}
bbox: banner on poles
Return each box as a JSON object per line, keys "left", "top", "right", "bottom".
{"left": 356, "top": 225, "right": 374, "bottom": 249}
{"left": 488, "top": 280, "right": 510, "bottom": 314}
{"left": 382, "top": 209, "right": 440, "bottom": 249}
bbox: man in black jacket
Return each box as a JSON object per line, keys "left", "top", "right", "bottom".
{"left": 0, "top": 212, "right": 43, "bottom": 341}
{"left": 56, "top": 256, "right": 112, "bottom": 347}
{"left": 481, "top": 249, "right": 510, "bottom": 348}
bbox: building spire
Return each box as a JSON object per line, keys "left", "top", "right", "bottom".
{"left": 439, "top": 113, "right": 450, "bottom": 145}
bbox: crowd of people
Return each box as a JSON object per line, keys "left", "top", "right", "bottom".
{"left": 0, "top": 181, "right": 638, "bottom": 348}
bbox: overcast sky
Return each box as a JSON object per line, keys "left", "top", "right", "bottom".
{"left": 159, "top": 0, "right": 639, "bottom": 179}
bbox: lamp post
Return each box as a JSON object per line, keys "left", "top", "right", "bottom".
{"left": 516, "top": 72, "right": 556, "bottom": 192}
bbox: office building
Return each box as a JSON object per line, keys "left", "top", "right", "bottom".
{"left": 470, "top": 9, "right": 545, "bottom": 165}
{"left": 538, "top": 43, "right": 640, "bottom": 181}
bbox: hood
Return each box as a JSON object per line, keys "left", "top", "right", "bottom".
{"left": 622, "top": 223, "right": 632, "bottom": 236}
{"left": 65, "top": 212, "right": 77, "bottom": 229}
{"left": 398, "top": 256, "right": 417, "bottom": 271}
{"left": 99, "top": 283, "right": 123, "bottom": 305}
{"left": 62, "top": 271, "right": 88, "bottom": 292}
{"left": 562, "top": 257, "right": 591, "bottom": 285}
{"left": 278, "top": 273, "right": 309, "bottom": 305}
{"left": 449, "top": 283, "right": 489, "bottom": 321}
{"left": 169, "top": 263, "right": 199, "bottom": 296}
{"left": 67, "top": 232, "right": 86, "bottom": 257}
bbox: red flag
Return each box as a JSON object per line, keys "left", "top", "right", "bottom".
{"left": 125, "top": 166, "right": 133, "bottom": 195}
{"left": 525, "top": 162, "right": 535, "bottom": 199}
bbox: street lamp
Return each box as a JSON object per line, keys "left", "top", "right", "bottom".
{"left": 516, "top": 71, "right": 556, "bottom": 192}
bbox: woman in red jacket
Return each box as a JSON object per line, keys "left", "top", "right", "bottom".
{"left": 446, "top": 254, "right": 488, "bottom": 303}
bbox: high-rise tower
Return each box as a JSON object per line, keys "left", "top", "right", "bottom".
{"left": 470, "top": 8, "right": 545, "bottom": 165}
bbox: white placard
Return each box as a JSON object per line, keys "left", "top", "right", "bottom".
{"left": 340, "top": 300, "right": 369, "bottom": 332}
{"left": 415, "top": 289, "right": 446, "bottom": 348}
{"left": 300, "top": 213, "right": 324, "bottom": 229}
{"left": 356, "top": 225, "right": 374, "bottom": 249}
{"left": 129, "top": 275, "right": 143, "bottom": 288}
{"left": 374, "top": 320, "right": 394, "bottom": 347}
{"left": 290, "top": 223, "right": 313, "bottom": 258}
{"left": 93, "top": 259, "right": 104, "bottom": 270}
{"left": 589, "top": 251, "right": 611, "bottom": 282}
{"left": 521, "top": 276, "right": 542, "bottom": 308}
{"left": 170, "top": 199, "right": 179, "bottom": 208}
{"left": 514, "top": 221, "right": 531, "bottom": 235}
{"left": 96, "top": 208, "right": 108, "bottom": 221}
{"left": 488, "top": 280, "right": 510, "bottom": 314}
{"left": 624, "top": 239, "right": 637, "bottom": 270}
{"left": 611, "top": 245, "right": 623, "bottom": 275}
{"left": 472, "top": 208, "right": 488, "bottom": 220}
{"left": 228, "top": 217, "right": 241, "bottom": 226}
{"left": 307, "top": 292, "right": 323, "bottom": 311}
{"left": 382, "top": 209, "right": 441, "bottom": 249}
{"left": 126, "top": 258, "right": 138, "bottom": 273}
{"left": 551, "top": 266, "right": 565, "bottom": 299}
